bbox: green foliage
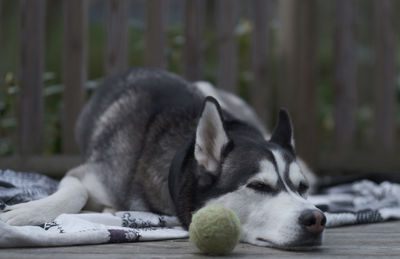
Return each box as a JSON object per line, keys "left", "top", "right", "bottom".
{"left": 0, "top": 73, "right": 18, "bottom": 155}
{"left": 1, "top": 0, "right": 399, "bottom": 156}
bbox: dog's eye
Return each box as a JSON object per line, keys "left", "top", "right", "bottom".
{"left": 247, "top": 181, "right": 275, "bottom": 194}
{"left": 298, "top": 182, "right": 309, "bottom": 195}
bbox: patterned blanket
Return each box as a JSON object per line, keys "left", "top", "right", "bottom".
{"left": 309, "top": 180, "right": 400, "bottom": 227}
{"left": 1, "top": 169, "right": 400, "bottom": 247}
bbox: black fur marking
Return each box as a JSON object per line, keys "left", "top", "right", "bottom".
{"left": 298, "top": 182, "right": 310, "bottom": 195}
{"left": 247, "top": 181, "right": 279, "bottom": 195}
{"left": 270, "top": 109, "right": 295, "bottom": 155}
{"left": 168, "top": 137, "right": 198, "bottom": 227}
{"left": 195, "top": 165, "right": 217, "bottom": 191}
{"left": 201, "top": 96, "right": 225, "bottom": 120}
{"left": 278, "top": 150, "right": 308, "bottom": 194}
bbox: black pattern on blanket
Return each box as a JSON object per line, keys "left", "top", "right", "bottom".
{"left": 309, "top": 180, "right": 400, "bottom": 227}
{"left": 1, "top": 169, "right": 400, "bottom": 247}
{"left": 0, "top": 170, "right": 187, "bottom": 247}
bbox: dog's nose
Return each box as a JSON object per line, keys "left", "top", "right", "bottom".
{"left": 299, "top": 209, "right": 326, "bottom": 234}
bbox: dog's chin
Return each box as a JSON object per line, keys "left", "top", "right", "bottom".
{"left": 254, "top": 235, "right": 323, "bottom": 251}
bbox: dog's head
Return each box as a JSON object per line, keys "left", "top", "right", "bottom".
{"left": 169, "top": 97, "right": 325, "bottom": 249}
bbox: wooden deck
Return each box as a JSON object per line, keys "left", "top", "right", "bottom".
{"left": 1, "top": 221, "right": 399, "bottom": 258}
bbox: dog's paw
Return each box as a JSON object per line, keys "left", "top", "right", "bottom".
{"left": 0, "top": 199, "right": 57, "bottom": 226}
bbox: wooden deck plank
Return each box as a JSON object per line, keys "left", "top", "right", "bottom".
{"left": 1, "top": 222, "right": 399, "bottom": 258}
{"left": 0, "top": 155, "right": 82, "bottom": 177}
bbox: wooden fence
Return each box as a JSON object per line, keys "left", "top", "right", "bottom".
{"left": 0, "top": 0, "right": 399, "bottom": 177}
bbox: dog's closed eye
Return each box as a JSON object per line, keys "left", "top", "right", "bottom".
{"left": 246, "top": 181, "right": 276, "bottom": 194}
{"left": 298, "top": 182, "right": 309, "bottom": 195}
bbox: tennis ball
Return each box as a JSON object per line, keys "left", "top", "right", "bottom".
{"left": 189, "top": 205, "right": 241, "bottom": 255}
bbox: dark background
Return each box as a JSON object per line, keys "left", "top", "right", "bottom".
{"left": 0, "top": 0, "right": 399, "bottom": 177}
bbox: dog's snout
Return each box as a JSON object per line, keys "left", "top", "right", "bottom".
{"left": 299, "top": 209, "right": 326, "bottom": 234}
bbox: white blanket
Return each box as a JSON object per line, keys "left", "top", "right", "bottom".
{"left": 0, "top": 211, "right": 188, "bottom": 248}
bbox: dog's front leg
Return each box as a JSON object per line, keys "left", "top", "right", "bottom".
{"left": 0, "top": 174, "right": 88, "bottom": 226}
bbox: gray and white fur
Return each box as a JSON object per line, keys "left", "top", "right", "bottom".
{"left": 0, "top": 69, "right": 325, "bottom": 249}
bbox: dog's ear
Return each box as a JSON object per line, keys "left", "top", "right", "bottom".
{"left": 270, "top": 109, "right": 295, "bottom": 152}
{"left": 194, "top": 97, "right": 229, "bottom": 173}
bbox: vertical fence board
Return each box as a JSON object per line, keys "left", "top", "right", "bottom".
{"left": 106, "top": 0, "right": 129, "bottom": 76}
{"left": 183, "top": 0, "right": 204, "bottom": 81}
{"left": 250, "top": 0, "right": 269, "bottom": 126}
{"left": 19, "top": 0, "right": 45, "bottom": 155}
{"left": 278, "top": 0, "right": 317, "bottom": 167}
{"left": 334, "top": 0, "right": 357, "bottom": 152}
{"left": 0, "top": 0, "right": 2, "bottom": 76}
{"left": 145, "top": 0, "right": 166, "bottom": 68}
{"left": 216, "top": 0, "right": 237, "bottom": 93}
{"left": 278, "top": 0, "right": 295, "bottom": 116}
{"left": 374, "top": 0, "right": 395, "bottom": 150}
{"left": 62, "top": 0, "right": 87, "bottom": 154}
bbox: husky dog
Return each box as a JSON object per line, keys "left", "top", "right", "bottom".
{"left": 1, "top": 69, "right": 325, "bottom": 249}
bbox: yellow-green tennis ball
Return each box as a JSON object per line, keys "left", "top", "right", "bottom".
{"left": 189, "top": 205, "right": 241, "bottom": 255}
